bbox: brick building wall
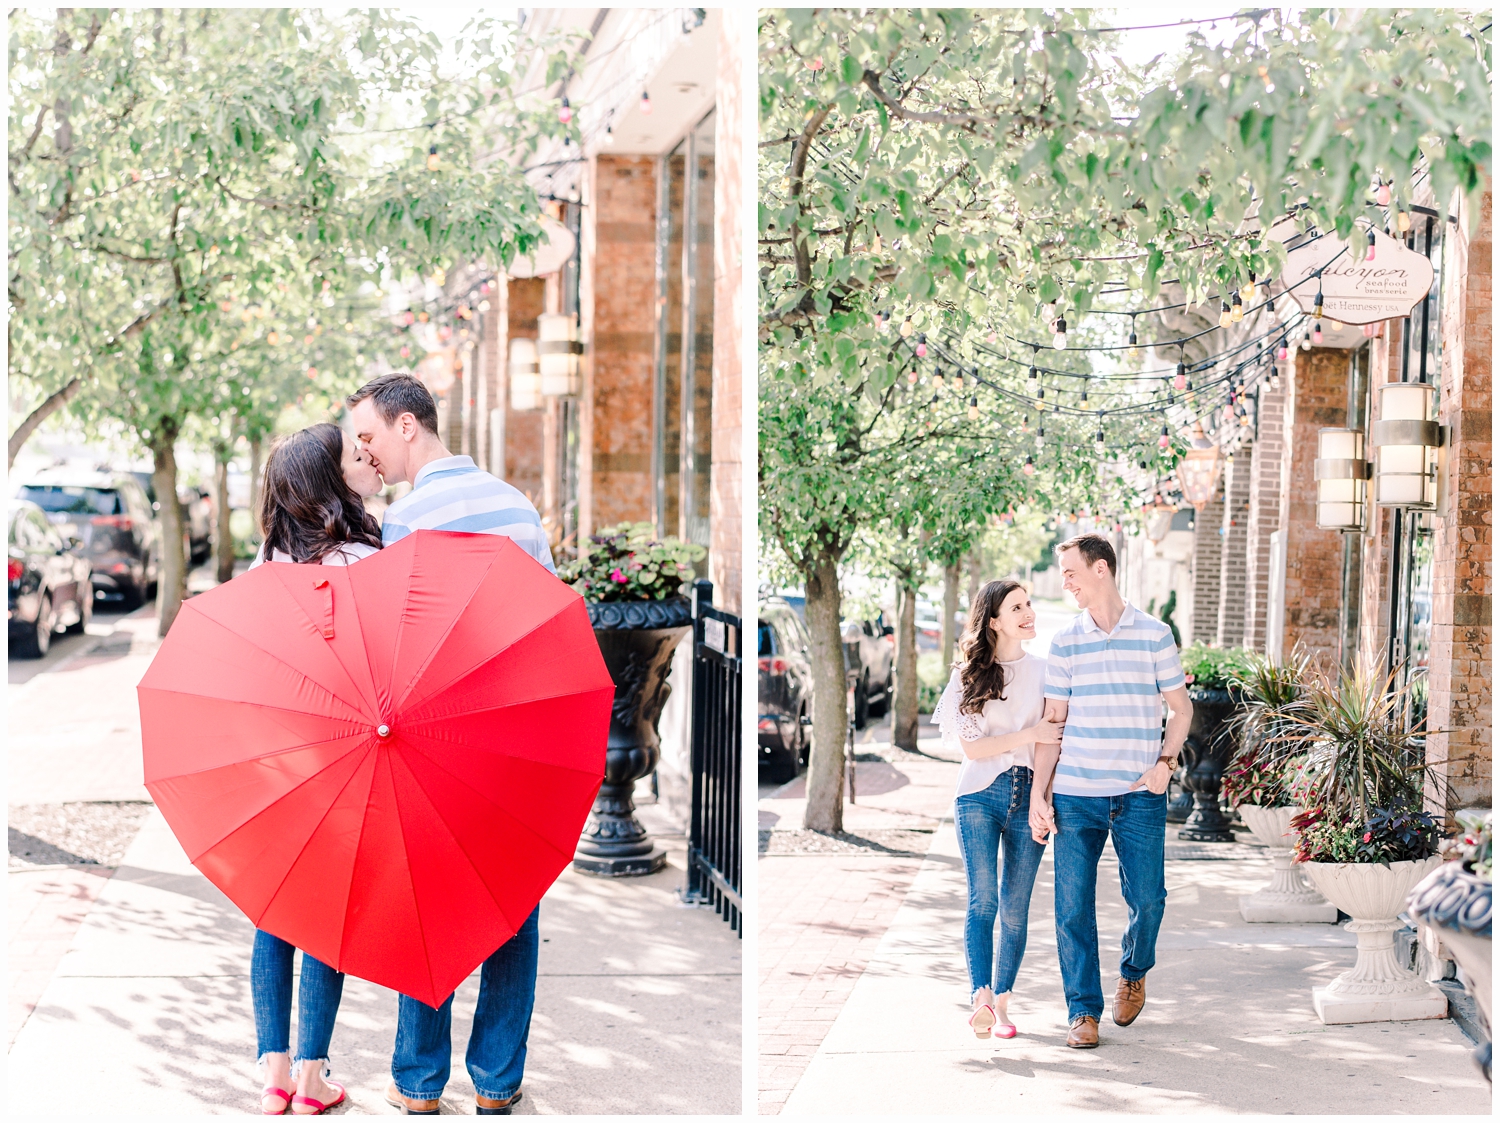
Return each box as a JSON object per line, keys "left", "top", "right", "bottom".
{"left": 1279, "top": 347, "right": 1349, "bottom": 666}
{"left": 582, "top": 155, "right": 658, "bottom": 530}
{"left": 1425, "top": 189, "right": 1492, "bottom": 816}
{"left": 1243, "top": 377, "right": 1288, "bottom": 650}
{"left": 1188, "top": 491, "right": 1223, "bottom": 645}
{"left": 1216, "top": 444, "right": 1252, "bottom": 647}
{"left": 709, "top": 14, "right": 744, "bottom": 615}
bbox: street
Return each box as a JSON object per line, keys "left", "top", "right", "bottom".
{"left": 9, "top": 572, "right": 741, "bottom": 1116}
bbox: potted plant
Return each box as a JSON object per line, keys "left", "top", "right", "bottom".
{"left": 1407, "top": 810, "right": 1492, "bottom": 1082}
{"left": 1221, "top": 650, "right": 1336, "bottom": 922}
{"left": 1175, "top": 642, "right": 1251, "bottom": 842}
{"left": 1274, "top": 668, "right": 1447, "bottom": 1024}
{"left": 558, "top": 523, "right": 706, "bottom": 876}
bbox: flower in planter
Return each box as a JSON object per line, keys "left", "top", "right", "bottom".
{"left": 558, "top": 522, "right": 707, "bottom": 603}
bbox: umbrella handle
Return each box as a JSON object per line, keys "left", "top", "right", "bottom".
{"left": 312, "top": 578, "right": 334, "bottom": 639}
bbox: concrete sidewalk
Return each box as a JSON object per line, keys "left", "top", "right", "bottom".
{"left": 761, "top": 728, "right": 1487, "bottom": 1116}
{"left": 9, "top": 803, "right": 740, "bottom": 1116}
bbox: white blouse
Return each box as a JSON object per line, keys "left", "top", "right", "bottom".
{"left": 934, "top": 652, "right": 1047, "bottom": 798}
{"left": 249, "top": 541, "right": 381, "bottom": 568}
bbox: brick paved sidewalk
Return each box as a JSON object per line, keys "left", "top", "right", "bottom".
{"left": 8, "top": 866, "right": 113, "bottom": 1048}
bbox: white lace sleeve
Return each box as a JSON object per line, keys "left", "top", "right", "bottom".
{"left": 936, "top": 671, "right": 986, "bottom": 746}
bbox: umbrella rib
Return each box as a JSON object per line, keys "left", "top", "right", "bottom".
{"left": 402, "top": 685, "right": 613, "bottom": 727}
{"left": 389, "top": 750, "right": 440, "bottom": 1006}
{"left": 393, "top": 746, "right": 516, "bottom": 939}
{"left": 263, "top": 566, "right": 383, "bottom": 721}
{"left": 399, "top": 738, "right": 595, "bottom": 859}
{"left": 394, "top": 599, "right": 589, "bottom": 720}
{"left": 397, "top": 721, "right": 609, "bottom": 780}
{"left": 147, "top": 726, "right": 371, "bottom": 789}
{"left": 336, "top": 741, "right": 383, "bottom": 976}
{"left": 175, "top": 604, "right": 372, "bottom": 722}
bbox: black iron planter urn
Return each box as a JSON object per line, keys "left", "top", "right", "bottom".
{"left": 573, "top": 597, "right": 693, "bottom": 876}
{"left": 1177, "top": 686, "right": 1239, "bottom": 842}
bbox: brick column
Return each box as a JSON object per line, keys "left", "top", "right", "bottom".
{"left": 1280, "top": 347, "right": 1350, "bottom": 665}
{"left": 1357, "top": 325, "right": 1403, "bottom": 672}
{"left": 1425, "top": 188, "right": 1492, "bottom": 819}
{"left": 1244, "top": 377, "right": 1289, "bottom": 650}
{"left": 1188, "top": 487, "right": 1224, "bottom": 646}
{"left": 709, "top": 15, "right": 744, "bottom": 615}
{"left": 585, "top": 155, "right": 657, "bottom": 528}
{"left": 1216, "top": 444, "right": 1252, "bottom": 647}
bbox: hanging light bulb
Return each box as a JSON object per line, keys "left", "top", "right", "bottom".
{"left": 427, "top": 144, "right": 440, "bottom": 171}
{"left": 558, "top": 97, "right": 573, "bottom": 124}
{"left": 1301, "top": 329, "right": 1313, "bottom": 351}
{"left": 603, "top": 120, "right": 614, "bottom": 146}
{"left": 1174, "top": 360, "right": 1187, "bottom": 391}
{"left": 968, "top": 396, "right": 980, "bottom": 421}
{"left": 1218, "top": 301, "right": 1233, "bottom": 329}
{"left": 1397, "top": 208, "right": 1411, "bottom": 233}
{"left": 1041, "top": 300, "right": 1057, "bottom": 324}
{"left": 639, "top": 90, "right": 653, "bottom": 115}
{"left": 915, "top": 334, "right": 928, "bottom": 358}
{"left": 1022, "top": 414, "right": 1030, "bottom": 433}
{"left": 952, "top": 372, "right": 965, "bottom": 392}
{"left": 1079, "top": 382, "right": 1089, "bottom": 410}
{"left": 1094, "top": 413, "right": 1106, "bottom": 455}
{"left": 1375, "top": 181, "right": 1392, "bottom": 207}
{"left": 1230, "top": 293, "right": 1244, "bottom": 323}
{"left": 1365, "top": 229, "right": 1377, "bottom": 261}
{"left": 934, "top": 367, "right": 944, "bottom": 389}
{"left": 1023, "top": 455, "right": 1036, "bottom": 476}
{"left": 900, "top": 314, "right": 913, "bottom": 336}
{"left": 907, "top": 366, "right": 918, "bottom": 386}
{"left": 1313, "top": 288, "right": 1324, "bottom": 318}
{"left": 1127, "top": 325, "right": 1139, "bottom": 358}
{"left": 1241, "top": 273, "right": 1258, "bottom": 302}
{"left": 1277, "top": 336, "right": 1289, "bottom": 361}
{"left": 1330, "top": 319, "right": 1343, "bottom": 331}
{"left": 986, "top": 328, "right": 998, "bottom": 344}
{"left": 1158, "top": 423, "right": 1171, "bottom": 449}
{"left": 1269, "top": 363, "right": 1280, "bottom": 389}
{"left": 1052, "top": 317, "right": 1067, "bottom": 350}
{"left": 1313, "top": 321, "right": 1324, "bottom": 344}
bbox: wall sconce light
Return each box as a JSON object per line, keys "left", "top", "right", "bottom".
{"left": 1177, "top": 422, "right": 1223, "bottom": 509}
{"left": 1372, "top": 381, "right": 1442, "bottom": 508}
{"left": 1313, "top": 428, "right": 1371, "bottom": 530}
{"left": 537, "top": 313, "right": 583, "bottom": 396}
{"left": 508, "top": 338, "right": 541, "bottom": 411}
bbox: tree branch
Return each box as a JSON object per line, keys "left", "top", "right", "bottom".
{"left": 864, "top": 69, "right": 996, "bottom": 127}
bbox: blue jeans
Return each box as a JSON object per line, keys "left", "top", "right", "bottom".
{"left": 392, "top": 905, "right": 540, "bottom": 1102}
{"left": 1051, "top": 789, "right": 1168, "bottom": 1023}
{"left": 954, "top": 767, "right": 1048, "bottom": 996}
{"left": 251, "top": 930, "right": 346, "bottom": 1063}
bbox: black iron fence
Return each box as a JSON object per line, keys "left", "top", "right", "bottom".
{"left": 683, "top": 578, "right": 742, "bottom": 934}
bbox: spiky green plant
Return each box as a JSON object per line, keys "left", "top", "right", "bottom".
{"left": 1220, "top": 649, "right": 1313, "bottom": 808}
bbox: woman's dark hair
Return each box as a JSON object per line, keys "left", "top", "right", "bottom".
{"left": 957, "top": 578, "right": 1029, "bottom": 715}
{"left": 259, "top": 423, "right": 382, "bottom": 564}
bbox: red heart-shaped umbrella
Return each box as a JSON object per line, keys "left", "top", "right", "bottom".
{"left": 138, "top": 530, "right": 611, "bottom": 1007}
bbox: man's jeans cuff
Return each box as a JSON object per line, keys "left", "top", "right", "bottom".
{"left": 476, "top": 1089, "right": 521, "bottom": 1103}
{"left": 393, "top": 1086, "right": 445, "bottom": 1101}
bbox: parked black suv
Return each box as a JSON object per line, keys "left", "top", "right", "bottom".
{"left": 758, "top": 596, "right": 814, "bottom": 784}
{"left": 18, "top": 468, "right": 161, "bottom": 607}
{"left": 776, "top": 594, "right": 894, "bottom": 729}
{"left": 8, "top": 499, "right": 92, "bottom": 657}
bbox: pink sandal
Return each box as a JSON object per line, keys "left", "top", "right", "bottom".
{"left": 261, "top": 1087, "right": 292, "bottom": 1116}
{"left": 994, "top": 1021, "right": 1018, "bottom": 1039}
{"left": 290, "top": 1082, "right": 346, "bottom": 1116}
{"left": 968, "top": 1002, "right": 997, "bottom": 1039}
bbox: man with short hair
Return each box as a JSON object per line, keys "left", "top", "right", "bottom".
{"left": 347, "top": 371, "right": 550, "bottom": 1115}
{"left": 1029, "top": 533, "right": 1192, "bottom": 1050}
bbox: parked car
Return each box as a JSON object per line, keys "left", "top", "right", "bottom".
{"left": 843, "top": 612, "right": 894, "bottom": 728}
{"left": 130, "top": 471, "right": 212, "bottom": 566}
{"left": 758, "top": 596, "right": 814, "bottom": 784}
{"left": 16, "top": 468, "right": 160, "bottom": 608}
{"left": 8, "top": 499, "right": 92, "bottom": 658}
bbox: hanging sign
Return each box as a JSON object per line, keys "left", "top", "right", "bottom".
{"left": 508, "top": 214, "right": 577, "bottom": 279}
{"left": 1280, "top": 229, "right": 1434, "bottom": 323}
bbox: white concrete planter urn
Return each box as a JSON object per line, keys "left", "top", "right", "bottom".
{"left": 1301, "top": 855, "right": 1449, "bottom": 1024}
{"left": 1237, "top": 804, "right": 1337, "bottom": 923}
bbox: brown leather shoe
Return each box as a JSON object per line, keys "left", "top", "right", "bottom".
{"left": 1066, "top": 1015, "right": 1100, "bottom": 1048}
{"left": 1113, "top": 976, "right": 1146, "bottom": 1026}
{"left": 476, "top": 1089, "right": 522, "bottom": 1115}
{"left": 385, "top": 1080, "right": 440, "bottom": 1114}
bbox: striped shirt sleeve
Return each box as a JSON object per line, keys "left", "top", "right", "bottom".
{"left": 1153, "top": 630, "right": 1187, "bottom": 692}
{"left": 1044, "top": 636, "right": 1073, "bottom": 701}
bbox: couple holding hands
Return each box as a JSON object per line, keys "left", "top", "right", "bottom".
{"left": 936, "top": 535, "right": 1194, "bottom": 1050}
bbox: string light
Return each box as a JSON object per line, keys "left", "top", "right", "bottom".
{"left": 1230, "top": 293, "right": 1244, "bottom": 323}
{"left": 900, "top": 314, "right": 913, "bottom": 336}
{"left": 558, "top": 97, "right": 573, "bottom": 124}
{"left": 1240, "top": 274, "right": 1257, "bottom": 302}
{"left": 1365, "top": 229, "right": 1377, "bottom": 261}
{"left": 916, "top": 333, "right": 928, "bottom": 358}
{"left": 1397, "top": 208, "right": 1411, "bottom": 233}
{"left": 1158, "top": 423, "right": 1171, "bottom": 449}
{"left": 1277, "top": 336, "right": 1289, "bottom": 361}
{"left": 1313, "top": 321, "right": 1324, "bottom": 344}
{"left": 1301, "top": 329, "right": 1313, "bottom": 351}
{"left": 1218, "top": 300, "right": 1233, "bottom": 329}
{"left": 1374, "top": 180, "right": 1392, "bottom": 207}
{"left": 639, "top": 90, "right": 653, "bottom": 115}
{"left": 1079, "top": 381, "right": 1089, "bottom": 410}
{"left": 1174, "top": 358, "right": 1187, "bottom": 391}
{"left": 1052, "top": 316, "right": 1067, "bottom": 350}
{"left": 1313, "top": 287, "right": 1324, "bottom": 318}
{"left": 427, "top": 144, "right": 440, "bottom": 171}
{"left": 968, "top": 395, "right": 980, "bottom": 421}
{"left": 1023, "top": 455, "right": 1036, "bottom": 476}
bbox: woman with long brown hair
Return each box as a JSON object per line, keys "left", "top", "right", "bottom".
{"left": 936, "top": 579, "right": 1062, "bottom": 1041}
{"left": 247, "top": 421, "right": 383, "bottom": 1114}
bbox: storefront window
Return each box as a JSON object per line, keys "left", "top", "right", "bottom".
{"left": 653, "top": 110, "right": 716, "bottom": 554}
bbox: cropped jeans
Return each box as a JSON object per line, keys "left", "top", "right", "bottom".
{"left": 1052, "top": 788, "right": 1168, "bottom": 1023}
{"left": 251, "top": 930, "right": 346, "bottom": 1065}
{"left": 954, "top": 767, "right": 1048, "bottom": 997}
{"left": 392, "top": 904, "right": 540, "bottom": 1102}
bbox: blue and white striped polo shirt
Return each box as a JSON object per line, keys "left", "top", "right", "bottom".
{"left": 1044, "top": 603, "right": 1185, "bottom": 797}
{"left": 381, "top": 455, "right": 555, "bottom": 574}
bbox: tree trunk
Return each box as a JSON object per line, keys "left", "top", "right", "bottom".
{"left": 941, "top": 559, "right": 960, "bottom": 671}
{"left": 151, "top": 431, "right": 187, "bottom": 635}
{"left": 248, "top": 435, "right": 264, "bottom": 536}
{"left": 967, "top": 550, "right": 983, "bottom": 612}
{"left": 214, "top": 452, "right": 235, "bottom": 584}
{"left": 802, "top": 548, "right": 847, "bottom": 833}
{"left": 8, "top": 375, "right": 83, "bottom": 470}
{"left": 892, "top": 579, "right": 920, "bottom": 751}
